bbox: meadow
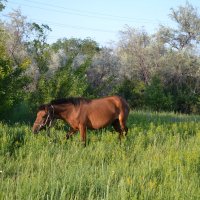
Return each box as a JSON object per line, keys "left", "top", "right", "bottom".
{"left": 0, "top": 111, "right": 200, "bottom": 200}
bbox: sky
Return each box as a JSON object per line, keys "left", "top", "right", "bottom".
{"left": 1, "top": 0, "right": 200, "bottom": 46}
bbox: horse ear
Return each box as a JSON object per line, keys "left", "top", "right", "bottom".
{"left": 44, "top": 105, "right": 49, "bottom": 113}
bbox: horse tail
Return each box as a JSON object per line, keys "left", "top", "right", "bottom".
{"left": 114, "top": 96, "right": 129, "bottom": 136}
{"left": 118, "top": 96, "right": 130, "bottom": 118}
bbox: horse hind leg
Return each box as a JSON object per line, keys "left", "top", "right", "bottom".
{"left": 119, "top": 114, "right": 128, "bottom": 136}
{"left": 66, "top": 128, "right": 77, "bottom": 140}
{"left": 112, "top": 119, "right": 121, "bottom": 133}
{"left": 112, "top": 119, "right": 124, "bottom": 140}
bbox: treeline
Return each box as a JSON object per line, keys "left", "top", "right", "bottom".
{"left": 0, "top": 2, "right": 200, "bottom": 122}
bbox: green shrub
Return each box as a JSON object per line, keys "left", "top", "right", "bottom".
{"left": 144, "top": 77, "right": 173, "bottom": 111}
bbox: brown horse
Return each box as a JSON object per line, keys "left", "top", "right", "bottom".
{"left": 32, "top": 96, "right": 130, "bottom": 146}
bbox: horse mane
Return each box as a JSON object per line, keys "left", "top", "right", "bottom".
{"left": 37, "top": 97, "right": 90, "bottom": 111}
{"left": 50, "top": 97, "right": 90, "bottom": 106}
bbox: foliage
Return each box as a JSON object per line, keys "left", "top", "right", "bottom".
{"left": 0, "top": 2, "right": 200, "bottom": 123}
{"left": 28, "top": 58, "right": 91, "bottom": 112}
{"left": 51, "top": 38, "right": 100, "bottom": 59}
{"left": 117, "top": 27, "right": 152, "bottom": 84}
{"left": 158, "top": 51, "right": 200, "bottom": 113}
{"left": 87, "top": 48, "right": 121, "bottom": 96}
{"left": 0, "top": 0, "right": 6, "bottom": 11}
{"left": 116, "top": 79, "right": 145, "bottom": 109}
{"left": 0, "top": 22, "right": 30, "bottom": 120}
{"left": 144, "top": 77, "right": 172, "bottom": 111}
{"left": 116, "top": 2, "right": 200, "bottom": 113}
{"left": 27, "top": 22, "right": 52, "bottom": 74}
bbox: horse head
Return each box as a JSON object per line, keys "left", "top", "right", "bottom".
{"left": 32, "top": 104, "right": 54, "bottom": 134}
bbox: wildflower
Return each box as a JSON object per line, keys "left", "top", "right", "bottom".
{"left": 149, "top": 180, "right": 157, "bottom": 189}
{"left": 127, "top": 177, "right": 133, "bottom": 185}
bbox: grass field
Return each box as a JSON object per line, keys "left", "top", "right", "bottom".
{"left": 0, "top": 111, "right": 200, "bottom": 200}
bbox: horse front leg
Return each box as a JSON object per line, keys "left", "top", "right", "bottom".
{"left": 66, "top": 128, "right": 77, "bottom": 140}
{"left": 79, "top": 124, "right": 87, "bottom": 147}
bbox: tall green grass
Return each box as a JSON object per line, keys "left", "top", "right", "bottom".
{"left": 0, "top": 111, "right": 200, "bottom": 200}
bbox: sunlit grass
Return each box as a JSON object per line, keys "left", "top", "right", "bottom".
{"left": 0, "top": 111, "right": 200, "bottom": 199}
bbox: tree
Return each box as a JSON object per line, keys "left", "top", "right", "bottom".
{"left": 4, "top": 9, "right": 31, "bottom": 68}
{"left": 154, "top": 2, "right": 200, "bottom": 113}
{"left": 158, "top": 51, "right": 200, "bottom": 113}
{"left": 27, "top": 22, "right": 52, "bottom": 74}
{"left": 29, "top": 59, "right": 90, "bottom": 111}
{"left": 51, "top": 38, "right": 99, "bottom": 60}
{"left": 0, "top": 0, "right": 6, "bottom": 11}
{"left": 117, "top": 27, "right": 155, "bottom": 84}
{"left": 116, "top": 3, "right": 200, "bottom": 113}
{"left": 0, "top": 19, "right": 30, "bottom": 119}
{"left": 87, "top": 47, "right": 121, "bottom": 96}
{"left": 157, "top": 2, "right": 200, "bottom": 51}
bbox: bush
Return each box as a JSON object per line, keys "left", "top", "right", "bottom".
{"left": 144, "top": 77, "right": 173, "bottom": 111}
{"left": 116, "top": 79, "right": 146, "bottom": 109}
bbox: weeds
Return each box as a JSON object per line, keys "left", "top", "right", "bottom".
{"left": 0, "top": 112, "right": 200, "bottom": 199}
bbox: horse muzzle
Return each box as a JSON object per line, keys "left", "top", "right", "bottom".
{"left": 32, "top": 126, "right": 39, "bottom": 134}
{"left": 33, "top": 122, "right": 48, "bottom": 134}
{"left": 32, "top": 123, "right": 42, "bottom": 134}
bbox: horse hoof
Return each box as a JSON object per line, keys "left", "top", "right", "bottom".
{"left": 66, "top": 134, "right": 70, "bottom": 140}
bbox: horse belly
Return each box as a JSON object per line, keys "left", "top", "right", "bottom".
{"left": 87, "top": 109, "right": 118, "bottom": 129}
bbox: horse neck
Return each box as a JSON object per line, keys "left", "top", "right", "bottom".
{"left": 53, "top": 104, "right": 75, "bottom": 119}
